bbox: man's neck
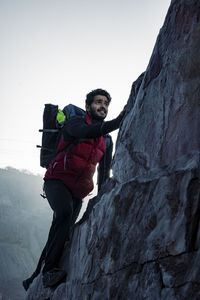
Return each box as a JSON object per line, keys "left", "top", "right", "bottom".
{"left": 86, "top": 112, "right": 104, "bottom": 123}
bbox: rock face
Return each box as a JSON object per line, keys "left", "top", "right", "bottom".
{"left": 26, "top": 0, "right": 200, "bottom": 299}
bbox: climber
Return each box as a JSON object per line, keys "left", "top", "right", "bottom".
{"left": 23, "top": 88, "right": 126, "bottom": 290}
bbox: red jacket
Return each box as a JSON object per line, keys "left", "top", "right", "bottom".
{"left": 44, "top": 114, "right": 106, "bottom": 199}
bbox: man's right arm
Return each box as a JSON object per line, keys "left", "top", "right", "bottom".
{"left": 63, "top": 109, "right": 125, "bottom": 140}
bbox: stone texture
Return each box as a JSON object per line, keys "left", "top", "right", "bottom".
{"left": 26, "top": 0, "right": 200, "bottom": 299}
{"left": 113, "top": 0, "right": 200, "bottom": 183}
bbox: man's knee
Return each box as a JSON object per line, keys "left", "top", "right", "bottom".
{"left": 54, "top": 205, "right": 72, "bottom": 223}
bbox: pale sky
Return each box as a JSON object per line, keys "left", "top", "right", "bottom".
{"left": 0, "top": 0, "right": 171, "bottom": 175}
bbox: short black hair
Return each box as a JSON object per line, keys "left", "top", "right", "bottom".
{"left": 85, "top": 88, "right": 111, "bottom": 106}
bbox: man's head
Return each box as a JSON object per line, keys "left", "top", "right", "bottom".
{"left": 85, "top": 88, "right": 111, "bottom": 121}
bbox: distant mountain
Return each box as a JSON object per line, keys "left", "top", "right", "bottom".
{"left": 0, "top": 167, "right": 51, "bottom": 300}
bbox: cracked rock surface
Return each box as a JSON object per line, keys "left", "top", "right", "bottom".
{"left": 26, "top": 0, "right": 200, "bottom": 299}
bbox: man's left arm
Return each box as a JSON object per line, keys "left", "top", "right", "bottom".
{"left": 97, "top": 135, "right": 113, "bottom": 192}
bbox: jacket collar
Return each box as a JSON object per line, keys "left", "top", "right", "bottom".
{"left": 85, "top": 113, "right": 104, "bottom": 125}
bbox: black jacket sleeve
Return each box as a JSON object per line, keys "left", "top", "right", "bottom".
{"left": 62, "top": 114, "right": 123, "bottom": 140}
{"left": 97, "top": 135, "right": 113, "bottom": 192}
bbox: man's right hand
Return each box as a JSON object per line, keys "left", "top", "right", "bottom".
{"left": 117, "top": 104, "right": 127, "bottom": 122}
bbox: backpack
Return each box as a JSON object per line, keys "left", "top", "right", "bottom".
{"left": 37, "top": 103, "right": 85, "bottom": 168}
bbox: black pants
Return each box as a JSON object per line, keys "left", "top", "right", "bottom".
{"left": 33, "top": 179, "right": 82, "bottom": 275}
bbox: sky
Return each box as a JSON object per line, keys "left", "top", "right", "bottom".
{"left": 0, "top": 0, "right": 171, "bottom": 176}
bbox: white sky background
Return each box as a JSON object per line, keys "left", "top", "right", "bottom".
{"left": 0, "top": 0, "right": 171, "bottom": 176}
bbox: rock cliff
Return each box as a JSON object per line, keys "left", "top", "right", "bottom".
{"left": 26, "top": 0, "right": 200, "bottom": 299}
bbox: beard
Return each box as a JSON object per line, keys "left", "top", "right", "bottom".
{"left": 89, "top": 106, "right": 107, "bottom": 121}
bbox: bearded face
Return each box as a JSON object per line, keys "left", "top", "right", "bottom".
{"left": 86, "top": 95, "right": 109, "bottom": 121}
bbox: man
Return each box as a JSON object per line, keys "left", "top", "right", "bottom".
{"left": 23, "top": 88, "right": 125, "bottom": 290}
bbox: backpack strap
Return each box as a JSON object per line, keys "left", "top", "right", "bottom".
{"left": 39, "top": 129, "right": 59, "bottom": 133}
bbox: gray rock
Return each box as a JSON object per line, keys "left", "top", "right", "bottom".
{"left": 26, "top": 0, "right": 200, "bottom": 299}
{"left": 113, "top": 0, "right": 200, "bottom": 183}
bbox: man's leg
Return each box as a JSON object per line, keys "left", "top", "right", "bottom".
{"left": 42, "top": 179, "right": 73, "bottom": 287}
{"left": 43, "top": 179, "right": 73, "bottom": 272}
{"left": 72, "top": 198, "right": 82, "bottom": 225}
{"left": 23, "top": 179, "right": 79, "bottom": 290}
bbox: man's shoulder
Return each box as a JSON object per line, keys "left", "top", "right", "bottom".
{"left": 62, "top": 115, "right": 86, "bottom": 139}
{"left": 66, "top": 115, "right": 86, "bottom": 124}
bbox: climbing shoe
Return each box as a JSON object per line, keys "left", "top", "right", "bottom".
{"left": 22, "top": 272, "right": 37, "bottom": 291}
{"left": 42, "top": 268, "right": 67, "bottom": 288}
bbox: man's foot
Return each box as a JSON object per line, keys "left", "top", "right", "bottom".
{"left": 22, "top": 272, "right": 37, "bottom": 291}
{"left": 42, "top": 268, "right": 67, "bottom": 288}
